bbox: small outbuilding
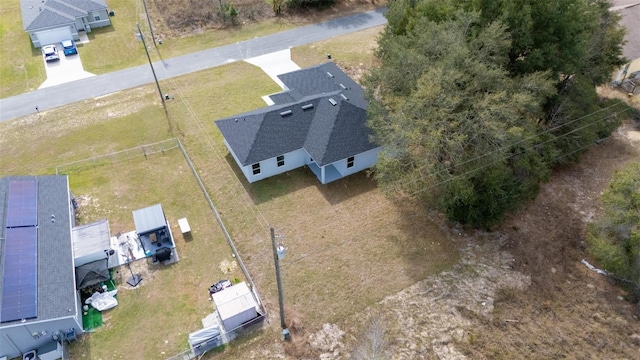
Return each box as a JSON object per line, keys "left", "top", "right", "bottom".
{"left": 211, "top": 282, "right": 258, "bottom": 332}
{"left": 132, "top": 204, "right": 175, "bottom": 260}
{"left": 72, "top": 219, "right": 111, "bottom": 267}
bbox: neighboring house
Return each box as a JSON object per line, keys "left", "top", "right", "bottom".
{"left": 0, "top": 175, "right": 82, "bottom": 360}
{"left": 21, "top": 0, "right": 111, "bottom": 48}
{"left": 215, "top": 62, "right": 381, "bottom": 185}
{"left": 611, "top": 1, "right": 640, "bottom": 92}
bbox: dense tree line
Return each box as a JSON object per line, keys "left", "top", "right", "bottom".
{"left": 365, "top": 0, "right": 630, "bottom": 227}
{"left": 588, "top": 162, "right": 640, "bottom": 291}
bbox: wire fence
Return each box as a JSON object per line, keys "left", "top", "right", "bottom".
{"left": 54, "top": 137, "right": 267, "bottom": 359}
{"left": 175, "top": 138, "right": 266, "bottom": 310}
{"left": 55, "top": 138, "right": 180, "bottom": 175}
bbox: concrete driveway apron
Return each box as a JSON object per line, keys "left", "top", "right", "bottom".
{"left": 39, "top": 43, "right": 95, "bottom": 89}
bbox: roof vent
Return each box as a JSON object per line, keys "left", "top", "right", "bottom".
{"left": 326, "top": 71, "right": 334, "bottom": 78}
{"left": 328, "top": 98, "right": 337, "bottom": 106}
{"left": 340, "top": 94, "right": 349, "bottom": 101}
{"left": 280, "top": 110, "right": 293, "bottom": 117}
{"left": 339, "top": 83, "right": 347, "bottom": 90}
{"left": 301, "top": 103, "right": 314, "bottom": 110}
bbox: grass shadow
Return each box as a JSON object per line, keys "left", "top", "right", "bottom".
{"left": 385, "top": 195, "right": 460, "bottom": 283}
{"left": 226, "top": 150, "right": 378, "bottom": 205}
{"left": 181, "top": 232, "right": 194, "bottom": 242}
{"left": 224, "top": 153, "right": 316, "bottom": 204}
{"left": 314, "top": 170, "right": 378, "bottom": 205}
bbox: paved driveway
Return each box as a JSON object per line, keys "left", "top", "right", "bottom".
{"left": 245, "top": 49, "right": 301, "bottom": 89}
{"left": 39, "top": 45, "right": 95, "bottom": 89}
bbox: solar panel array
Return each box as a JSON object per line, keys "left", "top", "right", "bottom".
{"left": 1, "top": 227, "right": 38, "bottom": 322}
{"left": 5, "top": 180, "right": 38, "bottom": 227}
{"left": 1, "top": 179, "right": 38, "bottom": 323}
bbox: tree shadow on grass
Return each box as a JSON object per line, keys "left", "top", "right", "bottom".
{"left": 385, "top": 195, "right": 460, "bottom": 283}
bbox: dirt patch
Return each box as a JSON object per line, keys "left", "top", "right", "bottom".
{"left": 299, "top": 93, "right": 640, "bottom": 359}
{"left": 303, "top": 229, "right": 531, "bottom": 360}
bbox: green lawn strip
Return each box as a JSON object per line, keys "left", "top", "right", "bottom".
{"left": 0, "top": 0, "right": 46, "bottom": 97}
{"left": 0, "top": 88, "right": 168, "bottom": 175}
{"left": 74, "top": 0, "right": 141, "bottom": 74}
{"left": 291, "top": 25, "right": 383, "bottom": 69}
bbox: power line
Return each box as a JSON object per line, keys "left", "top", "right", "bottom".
{"left": 394, "top": 101, "right": 630, "bottom": 191}
{"left": 157, "top": 66, "right": 270, "bottom": 230}
{"left": 406, "top": 107, "right": 634, "bottom": 197}
{"left": 268, "top": 104, "right": 634, "bottom": 239}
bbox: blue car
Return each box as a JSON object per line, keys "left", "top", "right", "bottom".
{"left": 61, "top": 39, "right": 77, "bottom": 56}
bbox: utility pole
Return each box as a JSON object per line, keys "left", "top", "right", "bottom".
{"left": 141, "top": 0, "right": 157, "bottom": 47}
{"left": 136, "top": 23, "right": 165, "bottom": 109}
{"left": 270, "top": 227, "right": 290, "bottom": 340}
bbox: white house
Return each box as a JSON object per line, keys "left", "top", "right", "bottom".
{"left": 0, "top": 176, "right": 82, "bottom": 360}
{"left": 215, "top": 62, "right": 381, "bottom": 185}
{"left": 21, "top": 0, "right": 111, "bottom": 48}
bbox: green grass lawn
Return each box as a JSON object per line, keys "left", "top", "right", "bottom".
{"left": 0, "top": 0, "right": 46, "bottom": 97}
{"left": 0, "top": 27, "right": 458, "bottom": 359}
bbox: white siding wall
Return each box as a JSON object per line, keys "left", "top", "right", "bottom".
{"left": 242, "top": 149, "right": 308, "bottom": 183}
{"left": 87, "top": 10, "right": 111, "bottom": 28}
{"left": 331, "top": 147, "right": 381, "bottom": 177}
{"left": 224, "top": 139, "right": 381, "bottom": 184}
{"left": 0, "top": 317, "right": 80, "bottom": 359}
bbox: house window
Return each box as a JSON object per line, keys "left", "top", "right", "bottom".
{"left": 347, "top": 156, "right": 355, "bottom": 168}
{"left": 94, "top": 15, "right": 101, "bottom": 21}
{"left": 277, "top": 155, "right": 285, "bottom": 167}
{"left": 252, "top": 163, "right": 261, "bottom": 175}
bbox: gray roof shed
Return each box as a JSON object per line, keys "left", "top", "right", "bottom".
{"left": 132, "top": 203, "right": 167, "bottom": 235}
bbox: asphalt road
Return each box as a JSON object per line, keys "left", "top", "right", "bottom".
{"left": 0, "top": 8, "right": 387, "bottom": 122}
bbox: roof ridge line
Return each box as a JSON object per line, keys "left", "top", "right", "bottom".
{"left": 51, "top": 0, "right": 90, "bottom": 15}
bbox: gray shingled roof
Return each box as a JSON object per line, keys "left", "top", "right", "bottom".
{"left": 215, "top": 62, "right": 377, "bottom": 167}
{"left": 0, "top": 176, "right": 77, "bottom": 326}
{"left": 21, "top": 0, "right": 107, "bottom": 31}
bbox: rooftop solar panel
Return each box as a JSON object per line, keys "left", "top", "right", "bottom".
{"left": 5, "top": 180, "right": 38, "bottom": 228}
{"left": 1, "top": 226, "right": 38, "bottom": 323}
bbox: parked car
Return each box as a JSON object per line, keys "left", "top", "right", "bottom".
{"left": 61, "top": 39, "right": 77, "bottom": 56}
{"left": 42, "top": 45, "right": 59, "bottom": 62}
{"left": 208, "top": 279, "right": 232, "bottom": 295}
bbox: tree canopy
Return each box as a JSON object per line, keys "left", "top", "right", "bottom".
{"left": 588, "top": 162, "right": 640, "bottom": 288}
{"left": 366, "top": 0, "right": 629, "bottom": 227}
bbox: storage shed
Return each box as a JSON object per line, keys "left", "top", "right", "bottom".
{"left": 212, "top": 282, "right": 258, "bottom": 332}
{"left": 132, "top": 204, "right": 175, "bottom": 259}
{"left": 72, "top": 219, "right": 111, "bottom": 267}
